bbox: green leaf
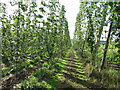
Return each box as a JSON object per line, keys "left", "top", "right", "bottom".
{"left": 0, "top": 10, "right": 3, "bottom": 13}
{"left": 41, "top": 1, "right": 46, "bottom": 6}
{"left": 11, "top": 41, "right": 17, "bottom": 45}
{"left": 21, "top": 5, "right": 27, "bottom": 12}
{"left": 11, "top": 30, "right": 17, "bottom": 34}
{"left": 39, "top": 8, "right": 45, "bottom": 13}
{"left": 37, "top": 15, "right": 43, "bottom": 18}
{"left": 14, "top": 19, "right": 18, "bottom": 23}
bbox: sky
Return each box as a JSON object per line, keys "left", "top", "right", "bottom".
{"left": 59, "top": 0, "right": 80, "bottom": 39}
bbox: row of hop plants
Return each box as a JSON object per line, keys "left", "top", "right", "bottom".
{"left": 0, "top": 0, "right": 71, "bottom": 77}
{"left": 73, "top": 2, "right": 120, "bottom": 65}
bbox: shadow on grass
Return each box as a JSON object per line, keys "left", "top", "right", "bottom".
{"left": 65, "top": 64, "right": 81, "bottom": 69}
{"left": 64, "top": 59, "right": 79, "bottom": 62}
{"left": 63, "top": 72, "right": 106, "bottom": 90}
{"left": 64, "top": 68, "right": 84, "bottom": 75}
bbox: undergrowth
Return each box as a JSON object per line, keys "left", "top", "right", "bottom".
{"left": 14, "top": 51, "right": 70, "bottom": 89}
{"left": 82, "top": 55, "right": 119, "bottom": 88}
{"left": 75, "top": 49, "right": 120, "bottom": 89}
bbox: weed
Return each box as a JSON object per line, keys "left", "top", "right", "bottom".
{"left": 84, "top": 62, "right": 120, "bottom": 88}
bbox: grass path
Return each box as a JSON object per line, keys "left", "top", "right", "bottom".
{"left": 56, "top": 48, "right": 106, "bottom": 89}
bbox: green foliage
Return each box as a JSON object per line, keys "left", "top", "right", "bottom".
{"left": 1, "top": 0, "right": 71, "bottom": 77}
{"left": 21, "top": 76, "right": 39, "bottom": 88}
{"left": 16, "top": 56, "right": 66, "bottom": 89}
{"left": 47, "top": 76, "right": 59, "bottom": 88}
{"left": 73, "top": 1, "right": 120, "bottom": 66}
{"left": 90, "top": 66, "right": 120, "bottom": 88}
{"left": 0, "top": 0, "right": 71, "bottom": 89}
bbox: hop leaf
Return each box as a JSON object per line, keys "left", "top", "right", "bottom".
{"left": 37, "top": 15, "right": 43, "bottom": 18}
{"left": 39, "top": 8, "right": 45, "bottom": 13}
{"left": 14, "top": 19, "right": 18, "bottom": 23}
{"left": 0, "top": 10, "right": 3, "bottom": 13}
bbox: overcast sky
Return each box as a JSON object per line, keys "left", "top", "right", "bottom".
{"left": 59, "top": 0, "right": 80, "bottom": 39}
